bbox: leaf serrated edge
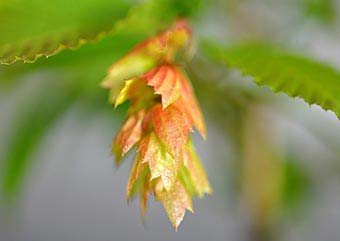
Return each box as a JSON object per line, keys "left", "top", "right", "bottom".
{"left": 0, "top": 1, "right": 160, "bottom": 65}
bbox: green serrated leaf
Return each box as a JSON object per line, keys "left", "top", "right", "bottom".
{"left": 0, "top": 0, "right": 133, "bottom": 65}
{"left": 0, "top": 0, "right": 202, "bottom": 65}
{"left": 204, "top": 42, "right": 340, "bottom": 119}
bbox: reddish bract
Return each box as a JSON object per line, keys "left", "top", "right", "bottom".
{"left": 112, "top": 110, "right": 145, "bottom": 163}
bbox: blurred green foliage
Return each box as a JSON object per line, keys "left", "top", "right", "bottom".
{"left": 303, "top": 0, "right": 336, "bottom": 23}
{"left": 282, "top": 157, "right": 310, "bottom": 212}
{"left": 2, "top": 79, "right": 79, "bottom": 196}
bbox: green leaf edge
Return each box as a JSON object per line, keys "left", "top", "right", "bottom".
{"left": 0, "top": 2, "right": 141, "bottom": 65}
{"left": 204, "top": 42, "right": 340, "bottom": 119}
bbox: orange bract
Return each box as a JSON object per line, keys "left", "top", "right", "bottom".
{"left": 112, "top": 109, "right": 145, "bottom": 163}
{"left": 155, "top": 179, "right": 193, "bottom": 231}
{"left": 174, "top": 73, "right": 206, "bottom": 139}
{"left": 152, "top": 104, "right": 191, "bottom": 159}
{"left": 139, "top": 132, "right": 180, "bottom": 191}
{"left": 143, "top": 65, "right": 181, "bottom": 108}
{"left": 143, "top": 64, "right": 206, "bottom": 138}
